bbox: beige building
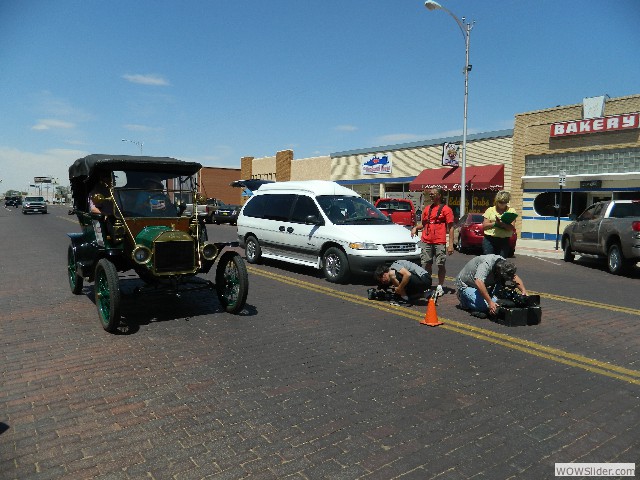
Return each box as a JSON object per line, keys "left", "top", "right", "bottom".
{"left": 514, "top": 93, "right": 640, "bottom": 240}
{"left": 238, "top": 94, "right": 640, "bottom": 240}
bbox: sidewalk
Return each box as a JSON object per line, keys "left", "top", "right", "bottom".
{"left": 515, "top": 238, "right": 564, "bottom": 259}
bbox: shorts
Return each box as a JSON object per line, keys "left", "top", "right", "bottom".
{"left": 420, "top": 243, "right": 447, "bottom": 267}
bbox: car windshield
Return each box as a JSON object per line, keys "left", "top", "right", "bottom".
{"left": 25, "top": 196, "right": 44, "bottom": 202}
{"left": 111, "top": 169, "right": 198, "bottom": 218}
{"left": 316, "top": 195, "right": 390, "bottom": 225}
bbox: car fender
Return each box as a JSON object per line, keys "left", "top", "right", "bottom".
{"left": 68, "top": 233, "right": 101, "bottom": 279}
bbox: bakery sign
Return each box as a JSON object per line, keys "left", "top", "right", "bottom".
{"left": 550, "top": 112, "right": 640, "bottom": 137}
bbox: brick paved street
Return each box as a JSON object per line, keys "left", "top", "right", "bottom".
{"left": 1, "top": 207, "right": 638, "bottom": 479}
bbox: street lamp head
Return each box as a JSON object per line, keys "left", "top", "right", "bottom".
{"left": 425, "top": 1, "right": 442, "bottom": 11}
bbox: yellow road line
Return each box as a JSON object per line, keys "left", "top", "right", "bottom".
{"left": 247, "top": 266, "right": 640, "bottom": 386}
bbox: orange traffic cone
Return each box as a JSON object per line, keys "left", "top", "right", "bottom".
{"left": 421, "top": 297, "right": 443, "bottom": 327}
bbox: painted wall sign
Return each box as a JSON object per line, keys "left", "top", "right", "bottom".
{"left": 550, "top": 112, "right": 640, "bottom": 137}
{"left": 361, "top": 154, "right": 392, "bottom": 175}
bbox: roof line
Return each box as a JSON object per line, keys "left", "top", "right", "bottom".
{"left": 330, "top": 129, "right": 513, "bottom": 158}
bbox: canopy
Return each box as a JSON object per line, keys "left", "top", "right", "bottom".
{"left": 69, "top": 154, "right": 202, "bottom": 181}
{"left": 409, "top": 164, "right": 504, "bottom": 191}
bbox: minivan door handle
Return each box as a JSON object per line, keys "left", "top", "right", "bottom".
{"left": 279, "top": 226, "right": 285, "bottom": 232}
{"left": 287, "top": 227, "right": 294, "bottom": 233}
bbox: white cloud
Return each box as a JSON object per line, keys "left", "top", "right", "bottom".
{"left": 0, "top": 147, "right": 88, "bottom": 192}
{"left": 31, "top": 119, "right": 76, "bottom": 131}
{"left": 334, "top": 124, "right": 358, "bottom": 132}
{"left": 122, "top": 74, "right": 171, "bottom": 86}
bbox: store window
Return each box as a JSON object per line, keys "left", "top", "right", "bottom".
{"left": 533, "top": 192, "right": 588, "bottom": 217}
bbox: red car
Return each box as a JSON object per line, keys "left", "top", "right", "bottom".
{"left": 453, "top": 213, "right": 517, "bottom": 257}
{"left": 374, "top": 198, "right": 416, "bottom": 227}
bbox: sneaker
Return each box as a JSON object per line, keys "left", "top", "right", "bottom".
{"left": 435, "top": 285, "right": 444, "bottom": 297}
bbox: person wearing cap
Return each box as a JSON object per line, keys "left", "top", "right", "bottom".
{"left": 455, "top": 254, "right": 527, "bottom": 317}
{"left": 127, "top": 175, "right": 176, "bottom": 216}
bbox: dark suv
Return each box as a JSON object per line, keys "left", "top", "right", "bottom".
{"left": 5, "top": 196, "right": 21, "bottom": 207}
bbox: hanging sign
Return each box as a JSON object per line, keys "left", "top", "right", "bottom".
{"left": 441, "top": 142, "right": 460, "bottom": 167}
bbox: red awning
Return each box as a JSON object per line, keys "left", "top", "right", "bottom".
{"left": 409, "top": 164, "right": 504, "bottom": 191}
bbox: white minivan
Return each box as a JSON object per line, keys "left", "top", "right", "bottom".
{"left": 236, "top": 181, "right": 420, "bottom": 283}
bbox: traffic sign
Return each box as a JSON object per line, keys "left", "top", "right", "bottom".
{"left": 559, "top": 170, "right": 566, "bottom": 187}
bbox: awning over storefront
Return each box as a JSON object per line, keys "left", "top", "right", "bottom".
{"left": 409, "top": 164, "right": 504, "bottom": 191}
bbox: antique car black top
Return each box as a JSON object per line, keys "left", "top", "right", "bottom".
{"left": 67, "top": 154, "right": 248, "bottom": 332}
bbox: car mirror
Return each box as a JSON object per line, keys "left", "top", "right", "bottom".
{"left": 305, "top": 215, "right": 323, "bottom": 226}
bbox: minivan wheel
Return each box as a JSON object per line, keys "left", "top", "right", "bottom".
{"left": 322, "top": 247, "right": 349, "bottom": 283}
{"left": 245, "top": 235, "right": 262, "bottom": 264}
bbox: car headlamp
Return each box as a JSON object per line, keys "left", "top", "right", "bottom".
{"left": 348, "top": 242, "right": 378, "bottom": 250}
{"left": 201, "top": 242, "right": 218, "bottom": 261}
{"left": 132, "top": 245, "right": 152, "bottom": 264}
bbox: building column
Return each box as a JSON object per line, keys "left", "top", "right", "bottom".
{"left": 276, "top": 150, "right": 293, "bottom": 182}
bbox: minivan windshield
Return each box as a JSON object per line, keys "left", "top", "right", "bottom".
{"left": 316, "top": 195, "right": 390, "bottom": 225}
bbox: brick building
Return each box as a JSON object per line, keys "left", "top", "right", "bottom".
{"left": 198, "top": 166, "right": 242, "bottom": 205}
{"left": 515, "top": 94, "right": 640, "bottom": 240}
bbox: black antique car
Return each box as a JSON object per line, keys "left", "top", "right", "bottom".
{"left": 67, "top": 154, "right": 248, "bottom": 332}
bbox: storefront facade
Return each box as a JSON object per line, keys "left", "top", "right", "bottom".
{"left": 238, "top": 93, "right": 639, "bottom": 240}
{"left": 330, "top": 130, "right": 514, "bottom": 217}
{"left": 514, "top": 94, "right": 640, "bottom": 240}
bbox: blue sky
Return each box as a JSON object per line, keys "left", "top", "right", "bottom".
{"left": 1, "top": 0, "right": 639, "bottom": 193}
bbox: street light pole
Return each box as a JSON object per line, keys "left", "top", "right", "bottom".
{"left": 425, "top": 0, "right": 473, "bottom": 218}
{"left": 121, "top": 138, "right": 144, "bottom": 155}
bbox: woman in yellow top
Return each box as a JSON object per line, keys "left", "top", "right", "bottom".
{"left": 482, "top": 190, "right": 517, "bottom": 257}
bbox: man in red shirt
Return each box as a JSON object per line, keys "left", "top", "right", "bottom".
{"left": 410, "top": 188, "right": 455, "bottom": 297}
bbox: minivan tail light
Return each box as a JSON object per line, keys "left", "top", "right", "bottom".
{"left": 632, "top": 221, "right": 640, "bottom": 232}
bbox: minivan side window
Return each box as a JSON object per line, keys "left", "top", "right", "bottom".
{"left": 263, "top": 193, "right": 296, "bottom": 221}
{"left": 242, "top": 195, "right": 267, "bottom": 218}
{"left": 290, "top": 195, "right": 320, "bottom": 223}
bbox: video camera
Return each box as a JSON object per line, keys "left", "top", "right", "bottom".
{"left": 367, "top": 287, "right": 395, "bottom": 302}
{"left": 493, "top": 281, "right": 542, "bottom": 326}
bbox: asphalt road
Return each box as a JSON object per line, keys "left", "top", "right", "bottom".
{"left": 1, "top": 205, "right": 638, "bottom": 480}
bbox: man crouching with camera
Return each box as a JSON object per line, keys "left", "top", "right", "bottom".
{"left": 374, "top": 260, "right": 433, "bottom": 305}
{"left": 455, "top": 255, "right": 527, "bottom": 317}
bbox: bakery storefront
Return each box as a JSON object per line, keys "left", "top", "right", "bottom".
{"left": 331, "top": 130, "right": 514, "bottom": 217}
{"left": 514, "top": 94, "right": 640, "bottom": 240}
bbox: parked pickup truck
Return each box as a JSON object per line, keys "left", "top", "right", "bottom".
{"left": 182, "top": 197, "right": 225, "bottom": 223}
{"left": 561, "top": 200, "right": 640, "bottom": 274}
{"left": 374, "top": 198, "right": 416, "bottom": 227}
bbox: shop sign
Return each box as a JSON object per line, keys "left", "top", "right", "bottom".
{"left": 361, "top": 154, "right": 392, "bottom": 175}
{"left": 550, "top": 112, "right": 639, "bottom": 137}
{"left": 580, "top": 180, "right": 602, "bottom": 189}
